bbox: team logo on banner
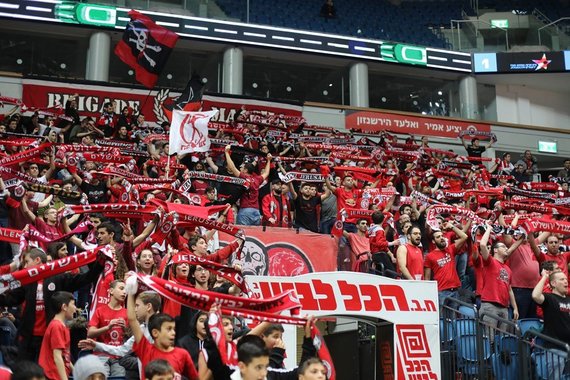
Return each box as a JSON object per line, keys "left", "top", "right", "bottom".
{"left": 169, "top": 110, "right": 218, "bottom": 155}
{"left": 223, "top": 237, "right": 314, "bottom": 277}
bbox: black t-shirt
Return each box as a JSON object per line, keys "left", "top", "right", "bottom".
{"left": 80, "top": 181, "right": 109, "bottom": 204}
{"left": 542, "top": 293, "right": 570, "bottom": 347}
{"left": 293, "top": 195, "right": 321, "bottom": 232}
{"left": 466, "top": 145, "right": 486, "bottom": 158}
{"left": 216, "top": 167, "right": 245, "bottom": 205}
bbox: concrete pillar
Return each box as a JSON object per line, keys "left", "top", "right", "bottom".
{"left": 85, "top": 32, "right": 111, "bottom": 82}
{"left": 349, "top": 62, "right": 369, "bottom": 108}
{"left": 222, "top": 47, "right": 243, "bottom": 95}
{"left": 459, "top": 75, "right": 479, "bottom": 119}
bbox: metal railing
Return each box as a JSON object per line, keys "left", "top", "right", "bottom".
{"left": 538, "top": 17, "right": 570, "bottom": 47}
{"left": 440, "top": 297, "right": 570, "bottom": 380}
{"left": 450, "top": 19, "right": 509, "bottom": 52}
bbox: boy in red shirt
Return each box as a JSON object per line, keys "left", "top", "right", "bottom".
{"left": 38, "top": 291, "right": 76, "bottom": 380}
{"left": 126, "top": 279, "right": 198, "bottom": 380}
{"left": 87, "top": 280, "right": 128, "bottom": 376}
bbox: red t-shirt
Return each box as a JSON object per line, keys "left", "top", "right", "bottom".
{"left": 480, "top": 256, "right": 511, "bottom": 307}
{"left": 335, "top": 187, "right": 358, "bottom": 223}
{"left": 133, "top": 336, "right": 198, "bottom": 380}
{"left": 369, "top": 224, "right": 388, "bottom": 253}
{"left": 507, "top": 243, "right": 539, "bottom": 289}
{"left": 348, "top": 233, "right": 371, "bottom": 273}
{"left": 425, "top": 244, "right": 461, "bottom": 291}
{"left": 472, "top": 252, "right": 485, "bottom": 296}
{"left": 32, "top": 281, "right": 47, "bottom": 336}
{"left": 88, "top": 304, "right": 128, "bottom": 349}
{"left": 38, "top": 319, "right": 70, "bottom": 380}
{"left": 238, "top": 172, "right": 263, "bottom": 209}
{"left": 402, "top": 243, "right": 424, "bottom": 280}
{"left": 34, "top": 218, "right": 62, "bottom": 242}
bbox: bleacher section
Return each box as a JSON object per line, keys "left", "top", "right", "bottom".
{"left": 215, "top": 0, "right": 570, "bottom": 49}
{"left": 215, "top": 0, "right": 468, "bottom": 48}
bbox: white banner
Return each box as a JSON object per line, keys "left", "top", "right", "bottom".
{"left": 246, "top": 272, "right": 440, "bottom": 379}
{"left": 169, "top": 109, "right": 218, "bottom": 155}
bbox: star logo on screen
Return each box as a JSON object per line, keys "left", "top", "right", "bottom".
{"left": 532, "top": 54, "right": 551, "bottom": 70}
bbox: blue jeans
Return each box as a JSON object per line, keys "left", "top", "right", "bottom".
{"left": 320, "top": 218, "right": 336, "bottom": 234}
{"left": 438, "top": 289, "right": 459, "bottom": 310}
{"left": 455, "top": 252, "right": 467, "bottom": 285}
{"left": 237, "top": 208, "right": 261, "bottom": 226}
{"left": 513, "top": 287, "right": 537, "bottom": 319}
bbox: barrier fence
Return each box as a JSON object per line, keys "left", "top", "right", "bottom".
{"left": 440, "top": 297, "right": 570, "bottom": 380}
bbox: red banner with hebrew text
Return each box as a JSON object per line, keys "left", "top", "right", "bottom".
{"left": 345, "top": 109, "right": 491, "bottom": 138}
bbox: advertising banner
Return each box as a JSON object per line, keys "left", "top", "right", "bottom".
{"left": 247, "top": 272, "right": 440, "bottom": 379}
{"left": 345, "top": 109, "right": 491, "bottom": 138}
{"left": 21, "top": 79, "right": 302, "bottom": 123}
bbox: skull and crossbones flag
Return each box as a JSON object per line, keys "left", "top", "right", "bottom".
{"left": 115, "top": 10, "right": 179, "bottom": 88}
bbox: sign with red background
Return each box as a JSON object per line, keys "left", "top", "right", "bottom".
{"left": 346, "top": 109, "right": 491, "bottom": 138}
{"left": 219, "top": 226, "right": 337, "bottom": 277}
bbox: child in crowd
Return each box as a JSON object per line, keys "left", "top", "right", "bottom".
{"left": 125, "top": 278, "right": 198, "bottom": 380}
{"left": 38, "top": 291, "right": 76, "bottom": 380}
{"left": 144, "top": 360, "right": 175, "bottom": 380}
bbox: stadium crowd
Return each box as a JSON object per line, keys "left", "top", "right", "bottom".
{"left": 0, "top": 94, "right": 569, "bottom": 380}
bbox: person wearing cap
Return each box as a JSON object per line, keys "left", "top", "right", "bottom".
{"left": 73, "top": 354, "right": 107, "bottom": 380}
{"left": 261, "top": 179, "right": 291, "bottom": 228}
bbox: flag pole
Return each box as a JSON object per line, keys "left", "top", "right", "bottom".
{"left": 140, "top": 88, "right": 154, "bottom": 114}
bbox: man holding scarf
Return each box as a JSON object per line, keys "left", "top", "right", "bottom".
{"left": 0, "top": 247, "right": 107, "bottom": 362}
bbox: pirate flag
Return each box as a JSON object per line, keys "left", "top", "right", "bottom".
{"left": 162, "top": 73, "right": 204, "bottom": 121}
{"left": 115, "top": 10, "right": 179, "bottom": 89}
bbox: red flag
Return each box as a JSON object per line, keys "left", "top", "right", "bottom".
{"left": 114, "top": 10, "right": 179, "bottom": 88}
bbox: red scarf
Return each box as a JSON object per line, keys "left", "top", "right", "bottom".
{"left": 136, "top": 274, "right": 304, "bottom": 322}
{"left": 171, "top": 254, "right": 247, "bottom": 293}
{"left": 311, "top": 322, "right": 336, "bottom": 380}
{"left": 0, "top": 245, "right": 111, "bottom": 294}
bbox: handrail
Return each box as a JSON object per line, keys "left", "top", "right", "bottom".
{"left": 478, "top": 311, "right": 521, "bottom": 337}
{"left": 523, "top": 329, "right": 570, "bottom": 354}
{"left": 538, "top": 17, "right": 570, "bottom": 46}
{"left": 450, "top": 18, "right": 509, "bottom": 51}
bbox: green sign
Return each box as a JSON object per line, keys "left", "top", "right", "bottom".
{"left": 380, "top": 43, "right": 427, "bottom": 66}
{"left": 55, "top": 2, "right": 117, "bottom": 27}
{"left": 491, "top": 19, "right": 509, "bottom": 29}
{"left": 538, "top": 141, "right": 557, "bottom": 153}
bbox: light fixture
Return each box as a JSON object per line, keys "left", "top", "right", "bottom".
{"left": 437, "top": 90, "right": 443, "bottom": 95}
{"left": 329, "top": 83, "right": 333, "bottom": 87}
{"left": 60, "top": 63, "right": 66, "bottom": 69}
{"left": 286, "top": 86, "right": 292, "bottom": 92}
{"left": 166, "top": 74, "right": 173, "bottom": 80}
{"left": 381, "top": 97, "right": 387, "bottom": 102}
{"left": 412, "top": 100, "right": 418, "bottom": 106}
{"left": 322, "top": 90, "right": 329, "bottom": 96}
{"left": 128, "top": 70, "right": 134, "bottom": 76}
{"left": 202, "top": 77, "right": 208, "bottom": 84}
{"left": 16, "top": 58, "right": 23, "bottom": 65}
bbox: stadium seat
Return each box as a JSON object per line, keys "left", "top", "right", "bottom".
{"left": 440, "top": 318, "right": 454, "bottom": 349}
{"left": 457, "top": 334, "right": 491, "bottom": 375}
{"left": 455, "top": 318, "right": 477, "bottom": 340}
{"left": 518, "top": 318, "right": 543, "bottom": 336}
{"left": 492, "top": 352, "right": 519, "bottom": 380}
{"left": 495, "top": 335, "right": 519, "bottom": 355}
{"left": 458, "top": 305, "right": 476, "bottom": 318}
